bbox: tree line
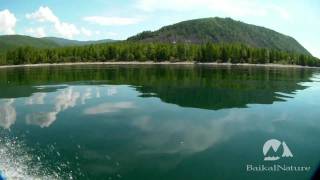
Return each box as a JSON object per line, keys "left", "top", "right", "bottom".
{"left": 0, "top": 42, "right": 319, "bottom": 66}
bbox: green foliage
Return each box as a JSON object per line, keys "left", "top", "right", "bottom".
{"left": 128, "top": 31, "right": 156, "bottom": 41}
{"left": 128, "top": 17, "right": 310, "bottom": 55}
{"left": 2, "top": 42, "right": 320, "bottom": 67}
{"left": 0, "top": 53, "right": 6, "bottom": 65}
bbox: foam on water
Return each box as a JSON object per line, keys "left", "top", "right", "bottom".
{"left": 0, "top": 132, "right": 65, "bottom": 180}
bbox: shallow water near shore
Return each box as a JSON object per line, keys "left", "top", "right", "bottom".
{"left": 0, "top": 64, "right": 320, "bottom": 179}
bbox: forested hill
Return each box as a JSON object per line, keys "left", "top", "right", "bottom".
{"left": 0, "top": 35, "right": 59, "bottom": 52}
{"left": 0, "top": 17, "right": 319, "bottom": 67}
{"left": 128, "top": 17, "right": 310, "bottom": 55}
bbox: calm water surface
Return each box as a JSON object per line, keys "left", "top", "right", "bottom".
{"left": 0, "top": 65, "right": 319, "bottom": 180}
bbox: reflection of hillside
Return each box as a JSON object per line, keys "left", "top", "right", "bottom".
{"left": 0, "top": 65, "right": 315, "bottom": 110}
{"left": 138, "top": 87, "right": 287, "bottom": 110}
{"left": 131, "top": 67, "right": 313, "bottom": 110}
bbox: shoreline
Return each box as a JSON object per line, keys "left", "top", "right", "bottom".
{"left": 0, "top": 61, "right": 318, "bottom": 69}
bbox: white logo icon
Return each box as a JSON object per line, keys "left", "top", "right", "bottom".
{"left": 263, "top": 139, "right": 293, "bottom": 161}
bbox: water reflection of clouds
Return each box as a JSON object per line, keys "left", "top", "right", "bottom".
{"left": 107, "top": 86, "right": 117, "bottom": 96}
{"left": 95, "top": 87, "right": 101, "bottom": 98}
{"left": 24, "top": 86, "right": 120, "bottom": 128}
{"left": 26, "top": 93, "right": 46, "bottom": 105}
{"left": 81, "top": 88, "right": 92, "bottom": 104}
{"left": 26, "top": 112, "right": 58, "bottom": 128}
{"left": 26, "top": 87, "right": 81, "bottom": 128}
{"left": 84, "top": 102, "right": 135, "bottom": 115}
{"left": 1, "top": 86, "right": 109, "bottom": 129}
{"left": 131, "top": 111, "right": 261, "bottom": 154}
{"left": 0, "top": 99, "right": 16, "bottom": 129}
{"left": 55, "top": 87, "right": 81, "bottom": 112}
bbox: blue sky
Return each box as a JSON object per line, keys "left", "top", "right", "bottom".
{"left": 0, "top": 0, "right": 319, "bottom": 57}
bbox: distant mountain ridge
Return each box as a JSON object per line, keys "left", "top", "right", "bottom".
{"left": 43, "top": 37, "right": 116, "bottom": 46}
{"left": 0, "top": 35, "right": 59, "bottom": 52}
{"left": 0, "top": 35, "right": 116, "bottom": 52}
{"left": 128, "top": 17, "right": 310, "bottom": 55}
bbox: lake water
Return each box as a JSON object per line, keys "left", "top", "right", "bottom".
{"left": 0, "top": 65, "right": 319, "bottom": 180}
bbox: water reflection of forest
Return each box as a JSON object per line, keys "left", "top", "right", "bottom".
{"left": 0, "top": 65, "right": 315, "bottom": 110}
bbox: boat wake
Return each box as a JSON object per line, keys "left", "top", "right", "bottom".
{"left": 0, "top": 132, "right": 63, "bottom": 180}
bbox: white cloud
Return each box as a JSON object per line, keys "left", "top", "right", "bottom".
{"left": 136, "top": 0, "right": 289, "bottom": 18}
{"left": 26, "top": 27, "right": 47, "bottom": 38}
{"left": 26, "top": 6, "right": 80, "bottom": 39}
{"left": 54, "top": 22, "right": 80, "bottom": 38}
{"left": 83, "top": 16, "right": 142, "bottom": 26}
{"left": 270, "top": 5, "right": 290, "bottom": 20}
{"left": 0, "top": 9, "right": 16, "bottom": 35}
{"left": 81, "top": 27, "right": 92, "bottom": 37}
{"left": 26, "top": 6, "right": 59, "bottom": 23}
{"left": 106, "top": 32, "right": 118, "bottom": 37}
{"left": 301, "top": 41, "right": 320, "bottom": 59}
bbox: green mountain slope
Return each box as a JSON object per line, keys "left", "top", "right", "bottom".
{"left": 128, "top": 17, "right": 310, "bottom": 55}
{"left": 0, "top": 35, "right": 59, "bottom": 52}
{"left": 0, "top": 35, "right": 117, "bottom": 53}
{"left": 43, "top": 37, "right": 116, "bottom": 46}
